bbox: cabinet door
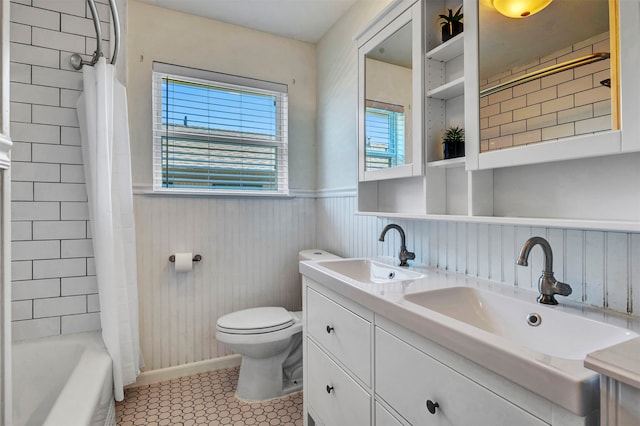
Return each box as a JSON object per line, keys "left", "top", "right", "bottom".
{"left": 307, "top": 340, "right": 371, "bottom": 426}
{"left": 375, "top": 327, "right": 547, "bottom": 426}
{"left": 307, "top": 287, "right": 371, "bottom": 385}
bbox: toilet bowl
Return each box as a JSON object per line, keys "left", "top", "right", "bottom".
{"left": 216, "top": 249, "right": 340, "bottom": 401}
{"left": 216, "top": 307, "right": 303, "bottom": 401}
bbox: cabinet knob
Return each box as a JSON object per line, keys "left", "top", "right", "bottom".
{"left": 326, "top": 385, "right": 334, "bottom": 394}
{"left": 326, "top": 325, "right": 335, "bottom": 334}
{"left": 426, "top": 400, "right": 439, "bottom": 414}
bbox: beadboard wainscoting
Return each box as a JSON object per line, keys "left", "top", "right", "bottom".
{"left": 317, "top": 195, "right": 640, "bottom": 317}
{"left": 133, "top": 195, "right": 316, "bottom": 371}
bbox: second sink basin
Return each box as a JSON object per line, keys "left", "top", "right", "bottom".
{"left": 404, "top": 286, "right": 638, "bottom": 360}
{"left": 315, "top": 258, "right": 424, "bottom": 284}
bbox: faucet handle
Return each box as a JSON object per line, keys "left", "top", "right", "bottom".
{"left": 554, "top": 281, "right": 572, "bottom": 297}
{"left": 538, "top": 274, "right": 572, "bottom": 304}
{"left": 398, "top": 249, "right": 415, "bottom": 267}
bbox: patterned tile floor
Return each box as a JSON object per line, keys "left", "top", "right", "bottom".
{"left": 116, "top": 366, "right": 304, "bottom": 426}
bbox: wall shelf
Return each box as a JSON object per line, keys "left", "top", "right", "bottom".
{"left": 354, "top": 211, "right": 640, "bottom": 233}
{"left": 426, "top": 76, "right": 464, "bottom": 100}
{"left": 426, "top": 33, "right": 464, "bottom": 62}
{"left": 427, "top": 157, "right": 465, "bottom": 168}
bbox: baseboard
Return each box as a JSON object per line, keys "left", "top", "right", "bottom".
{"left": 127, "top": 354, "right": 242, "bottom": 388}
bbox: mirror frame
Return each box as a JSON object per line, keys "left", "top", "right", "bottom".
{"left": 357, "top": 0, "right": 424, "bottom": 182}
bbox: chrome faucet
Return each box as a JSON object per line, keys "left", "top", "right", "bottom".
{"left": 516, "top": 236, "right": 572, "bottom": 305}
{"left": 379, "top": 224, "right": 415, "bottom": 267}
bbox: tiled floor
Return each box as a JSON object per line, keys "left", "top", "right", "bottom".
{"left": 116, "top": 366, "right": 304, "bottom": 426}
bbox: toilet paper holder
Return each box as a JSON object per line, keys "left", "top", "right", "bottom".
{"left": 169, "top": 254, "right": 202, "bottom": 262}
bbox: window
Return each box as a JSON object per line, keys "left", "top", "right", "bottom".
{"left": 152, "top": 62, "right": 289, "bottom": 195}
{"left": 364, "top": 100, "right": 405, "bottom": 170}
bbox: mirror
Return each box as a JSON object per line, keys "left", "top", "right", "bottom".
{"left": 479, "top": 0, "right": 615, "bottom": 153}
{"left": 364, "top": 22, "right": 412, "bottom": 171}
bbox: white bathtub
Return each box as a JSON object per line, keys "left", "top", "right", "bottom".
{"left": 13, "top": 331, "right": 115, "bottom": 426}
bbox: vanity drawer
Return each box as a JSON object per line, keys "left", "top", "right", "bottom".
{"left": 307, "top": 340, "right": 371, "bottom": 426}
{"left": 307, "top": 287, "right": 371, "bottom": 385}
{"left": 376, "top": 402, "right": 405, "bottom": 426}
{"left": 375, "top": 327, "right": 547, "bottom": 426}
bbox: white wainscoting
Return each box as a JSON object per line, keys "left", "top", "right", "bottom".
{"left": 133, "top": 193, "right": 638, "bottom": 372}
{"left": 134, "top": 195, "right": 316, "bottom": 371}
{"left": 316, "top": 195, "right": 640, "bottom": 317}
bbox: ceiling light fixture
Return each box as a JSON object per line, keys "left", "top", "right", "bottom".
{"left": 493, "top": 0, "right": 553, "bottom": 18}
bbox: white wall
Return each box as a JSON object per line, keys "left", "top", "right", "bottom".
{"left": 127, "top": 0, "right": 317, "bottom": 191}
{"left": 316, "top": 0, "right": 393, "bottom": 190}
{"left": 9, "top": 0, "right": 112, "bottom": 340}
{"left": 127, "top": 1, "right": 319, "bottom": 370}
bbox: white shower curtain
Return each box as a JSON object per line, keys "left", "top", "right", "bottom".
{"left": 77, "top": 57, "right": 142, "bottom": 401}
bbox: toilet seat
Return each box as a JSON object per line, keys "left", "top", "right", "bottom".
{"left": 216, "top": 307, "right": 294, "bottom": 335}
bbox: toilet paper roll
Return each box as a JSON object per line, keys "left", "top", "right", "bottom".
{"left": 174, "top": 252, "right": 193, "bottom": 272}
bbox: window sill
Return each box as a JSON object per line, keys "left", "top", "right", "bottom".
{"left": 133, "top": 184, "right": 296, "bottom": 199}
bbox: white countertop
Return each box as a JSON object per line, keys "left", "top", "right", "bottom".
{"left": 300, "top": 259, "right": 640, "bottom": 417}
{"left": 585, "top": 338, "right": 640, "bottom": 389}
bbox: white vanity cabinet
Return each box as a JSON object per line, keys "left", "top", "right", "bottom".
{"left": 303, "top": 276, "right": 596, "bottom": 426}
{"left": 303, "top": 278, "right": 374, "bottom": 425}
{"left": 599, "top": 377, "right": 640, "bottom": 425}
{"left": 306, "top": 339, "right": 371, "bottom": 426}
{"left": 375, "top": 326, "right": 546, "bottom": 426}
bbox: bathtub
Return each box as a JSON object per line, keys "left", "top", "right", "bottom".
{"left": 13, "top": 331, "right": 115, "bottom": 426}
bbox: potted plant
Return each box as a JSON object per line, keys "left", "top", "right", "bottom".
{"left": 439, "top": 6, "right": 463, "bottom": 42}
{"left": 442, "top": 126, "right": 465, "bottom": 159}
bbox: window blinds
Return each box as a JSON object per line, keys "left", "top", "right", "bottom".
{"left": 152, "top": 62, "right": 289, "bottom": 194}
{"left": 365, "top": 100, "right": 405, "bottom": 170}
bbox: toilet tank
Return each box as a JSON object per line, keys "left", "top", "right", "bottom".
{"left": 298, "top": 249, "right": 341, "bottom": 262}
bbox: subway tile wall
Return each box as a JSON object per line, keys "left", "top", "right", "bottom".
{"left": 480, "top": 32, "right": 612, "bottom": 152}
{"left": 317, "top": 196, "right": 640, "bottom": 317}
{"left": 9, "top": 0, "right": 111, "bottom": 340}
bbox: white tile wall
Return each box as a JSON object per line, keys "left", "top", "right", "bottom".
{"left": 480, "top": 32, "right": 612, "bottom": 152}
{"left": 9, "top": 0, "right": 108, "bottom": 341}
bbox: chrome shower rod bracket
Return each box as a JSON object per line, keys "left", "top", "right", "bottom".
{"left": 70, "top": 0, "right": 120, "bottom": 70}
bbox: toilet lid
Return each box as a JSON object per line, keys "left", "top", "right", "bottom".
{"left": 216, "top": 307, "right": 294, "bottom": 335}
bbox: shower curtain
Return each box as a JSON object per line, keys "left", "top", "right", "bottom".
{"left": 77, "top": 57, "right": 142, "bottom": 401}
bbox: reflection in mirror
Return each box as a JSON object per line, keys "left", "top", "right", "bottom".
{"left": 479, "top": 0, "right": 615, "bottom": 153}
{"left": 364, "top": 21, "right": 412, "bottom": 171}
{"left": 365, "top": 100, "right": 405, "bottom": 169}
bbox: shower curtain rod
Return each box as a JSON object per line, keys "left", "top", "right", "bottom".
{"left": 480, "top": 52, "right": 610, "bottom": 98}
{"left": 70, "top": 0, "right": 120, "bottom": 70}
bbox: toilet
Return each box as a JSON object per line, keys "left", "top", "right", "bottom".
{"left": 216, "top": 249, "right": 340, "bottom": 401}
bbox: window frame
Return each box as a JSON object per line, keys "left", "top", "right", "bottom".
{"left": 152, "top": 62, "right": 289, "bottom": 196}
{"left": 364, "top": 99, "right": 406, "bottom": 171}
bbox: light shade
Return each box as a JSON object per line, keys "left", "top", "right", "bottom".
{"left": 493, "top": 0, "right": 553, "bottom": 18}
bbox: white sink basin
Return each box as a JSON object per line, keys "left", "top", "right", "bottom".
{"left": 404, "top": 286, "right": 638, "bottom": 360}
{"left": 299, "top": 258, "right": 639, "bottom": 416}
{"left": 315, "top": 259, "right": 424, "bottom": 284}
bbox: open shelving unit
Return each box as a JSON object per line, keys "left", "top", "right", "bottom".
{"left": 355, "top": 0, "right": 640, "bottom": 231}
